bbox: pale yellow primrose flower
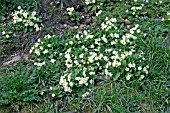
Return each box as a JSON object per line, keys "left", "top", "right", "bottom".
{"left": 2, "top": 31, "right": 5, "bottom": 35}
{"left": 52, "top": 93, "right": 55, "bottom": 97}
{"left": 50, "top": 59, "right": 56, "bottom": 63}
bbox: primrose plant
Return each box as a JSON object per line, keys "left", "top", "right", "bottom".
{"left": 85, "top": 0, "right": 110, "bottom": 11}
{"left": 30, "top": 15, "right": 149, "bottom": 97}
{"left": 66, "top": 7, "right": 81, "bottom": 25}
{"left": 0, "top": 29, "right": 13, "bottom": 43}
{"left": 11, "top": 6, "right": 43, "bottom": 32}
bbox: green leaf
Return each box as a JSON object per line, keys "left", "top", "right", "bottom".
{"left": 135, "top": 71, "right": 140, "bottom": 76}
{"left": 122, "top": 60, "right": 126, "bottom": 67}
{"left": 113, "top": 72, "right": 120, "bottom": 81}
{"left": 48, "top": 54, "right": 53, "bottom": 59}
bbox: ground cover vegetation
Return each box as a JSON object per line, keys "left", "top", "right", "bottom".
{"left": 0, "top": 0, "right": 170, "bottom": 112}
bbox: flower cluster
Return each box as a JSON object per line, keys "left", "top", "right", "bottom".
{"left": 29, "top": 34, "right": 58, "bottom": 68}
{"left": 0, "top": 29, "right": 13, "bottom": 43}
{"left": 66, "top": 7, "right": 81, "bottom": 25}
{"left": 1, "top": 31, "right": 10, "bottom": 39}
{"left": 131, "top": 6, "right": 142, "bottom": 15}
{"left": 85, "top": 0, "right": 112, "bottom": 11}
{"left": 11, "top": 6, "right": 42, "bottom": 32}
{"left": 82, "top": 92, "right": 90, "bottom": 98}
{"left": 96, "top": 10, "right": 102, "bottom": 17}
{"left": 85, "top": 0, "right": 96, "bottom": 5}
{"left": 30, "top": 17, "right": 149, "bottom": 97}
{"left": 66, "top": 7, "right": 74, "bottom": 16}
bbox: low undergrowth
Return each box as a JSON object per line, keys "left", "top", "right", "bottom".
{"left": 0, "top": 0, "right": 170, "bottom": 112}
